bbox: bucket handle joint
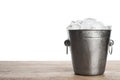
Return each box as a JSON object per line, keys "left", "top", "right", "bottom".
{"left": 108, "top": 39, "right": 114, "bottom": 55}
{"left": 64, "top": 39, "right": 70, "bottom": 54}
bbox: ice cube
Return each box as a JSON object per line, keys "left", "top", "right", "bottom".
{"left": 67, "top": 21, "right": 81, "bottom": 30}
{"left": 81, "top": 18, "right": 96, "bottom": 29}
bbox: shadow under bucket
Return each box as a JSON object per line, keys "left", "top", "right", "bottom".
{"left": 64, "top": 30, "right": 114, "bottom": 76}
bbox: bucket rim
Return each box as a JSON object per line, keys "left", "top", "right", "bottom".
{"left": 68, "top": 29, "right": 111, "bottom": 31}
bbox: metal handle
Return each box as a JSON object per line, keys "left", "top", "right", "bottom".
{"left": 64, "top": 39, "right": 70, "bottom": 54}
{"left": 108, "top": 39, "right": 114, "bottom": 55}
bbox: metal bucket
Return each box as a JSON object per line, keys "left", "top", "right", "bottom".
{"left": 64, "top": 30, "right": 114, "bottom": 76}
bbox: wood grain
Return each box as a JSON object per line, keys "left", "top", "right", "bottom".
{"left": 0, "top": 61, "right": 119, "bottom": 80}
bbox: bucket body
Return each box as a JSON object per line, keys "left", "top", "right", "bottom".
{"left": 68, "top": 30, "right": 111, "bottom": 76}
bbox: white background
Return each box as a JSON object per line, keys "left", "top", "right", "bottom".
{"left": 0, "top": 0, "right": 119, "bottom": 61}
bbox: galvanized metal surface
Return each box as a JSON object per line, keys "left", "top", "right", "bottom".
{"left": 68, "top": 30, "right": 111, "bottom": 76}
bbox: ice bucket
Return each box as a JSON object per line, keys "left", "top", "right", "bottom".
{"left": 64, "top": 30, "right": 114, "bottom": 76}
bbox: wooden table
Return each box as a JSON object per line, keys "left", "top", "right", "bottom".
{"left": 0, "top": 61, "right": 119, "bottom": 80}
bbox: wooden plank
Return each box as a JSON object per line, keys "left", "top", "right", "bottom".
{"left": 0, "top": 61, "right": 119, "bottom": 80}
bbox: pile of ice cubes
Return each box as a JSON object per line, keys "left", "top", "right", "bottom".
{"left": 67, "top": 18, "right": 111, "bottom": 30}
